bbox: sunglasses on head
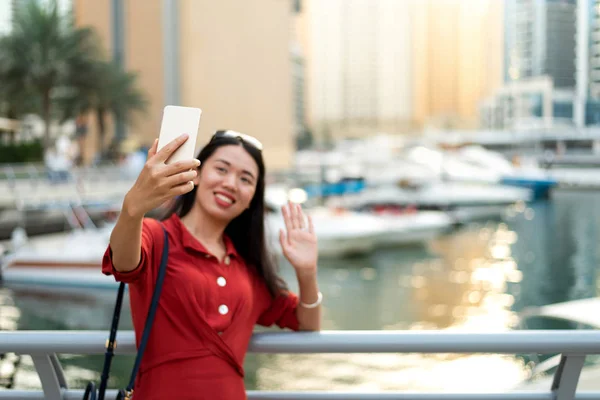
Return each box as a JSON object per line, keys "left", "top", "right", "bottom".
{"left": 211, "top": 130, "right": 263, "bottom": 151}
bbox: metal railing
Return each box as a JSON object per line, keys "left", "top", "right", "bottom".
{"left": 0, "top": 330, "right": 599, "bottom": 399}
{"left": 0, "top": 162, "right": 136, "bottom": 210}
{"left": 0, "top": 162, "right": 296, "bottom": 210}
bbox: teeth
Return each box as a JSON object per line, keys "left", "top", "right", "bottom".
{"left": 215, "top": 193, "right": 233, "bottom": 204}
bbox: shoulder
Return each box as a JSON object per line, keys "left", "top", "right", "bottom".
{"left": 142, "top": 214, "right": 177, "bottom": 239}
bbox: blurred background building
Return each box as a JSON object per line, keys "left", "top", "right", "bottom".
{"left": 411, "top": 0, "right": 505, "bottom": 132}
{"left": 73, "top": 0, "right": 295, "bottom": 170}
{"left": 296, "top": 0, "right": 504, "bottom": 141}
{"left": 68, "top": 0, "right": 507, "bottom": 167}
{"left": 7, "top": 0, "right": 596, "bottom": 167}
{"left": 481, "top": 0, "right": 600, "bottom": 130}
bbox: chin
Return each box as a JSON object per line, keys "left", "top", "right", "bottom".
{"left": 208, "top": 205, "right": 244, "bottom": 223}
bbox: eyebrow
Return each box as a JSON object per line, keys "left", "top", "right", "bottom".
{"left": 215, "top": 159, "right": 256, "bottom": 180}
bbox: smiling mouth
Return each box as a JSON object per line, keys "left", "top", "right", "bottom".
{"left": 215, "top": 192, "right": 235, "bottom": 204}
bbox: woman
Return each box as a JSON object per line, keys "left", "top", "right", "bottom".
{"left": 102, "top": 130, "right": 321, "bottom": 399}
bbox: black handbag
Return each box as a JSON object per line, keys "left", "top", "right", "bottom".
{"left": 83, "top": 225, "right": 169, "bottom": 400}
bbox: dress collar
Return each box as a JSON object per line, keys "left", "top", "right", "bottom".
{"left": 167, "top": 214, "right": 239, "bottom": 259}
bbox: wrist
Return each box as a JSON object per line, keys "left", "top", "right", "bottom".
{"left": 295, "top": 268, "right": 318, "bottom": 283}
{"left": 122, "top": 193, "right": 144, "bottom": 220}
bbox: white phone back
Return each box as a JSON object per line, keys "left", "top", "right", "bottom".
{"left": 157, "top": 105, "right": 202, "bottom": 164}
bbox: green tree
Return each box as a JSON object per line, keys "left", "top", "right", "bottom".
{"left": 0, "top": 0, "right": 100, "bottom": 150}
{"left": 58, "top": 60, "right": 148, "bottom": 158}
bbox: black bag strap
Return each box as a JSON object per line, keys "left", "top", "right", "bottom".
{"left": 89, "top": 224, "right": 169, "bottom": 400}
{"left": 96, "top": 280, "right": 127, "bottom": 400}
{"left": 118, "top": 226, "right": 170, "bottom": 400}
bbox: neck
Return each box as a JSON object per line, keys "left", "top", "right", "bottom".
{"left": 180, "top": 205, "right": 228, "bottom": 248}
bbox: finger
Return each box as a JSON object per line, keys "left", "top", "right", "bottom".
{"left": 167, "top": 180, "right": 195, "bottom": 197}
{"left": 295, "top": 203, "right": 306, "bottom": 229}
{"left": 288, "top": 201, "right": 299, "bottom": 230}
{"left": 147, "top": 139, "right": 158, "bottom": 160}
{"left": 164, "top": 169, "right": 197, "bottom": 188}
{"left": 281, "top": 204, "right": 293, "bottom": 236}
{"left": 279, "top": 229, "right": 288, "bottom": 252}
{"left": 162, "top": 158, "right": 201, "bottom": 177}
{"left": 292, "top": 201, "right": 303, "bottom": 230}
{"left": 307, "top": 214, "right": 315, "bottom": 234}
{"left": 154, "top": 133, "right": 189, "bottom": 163}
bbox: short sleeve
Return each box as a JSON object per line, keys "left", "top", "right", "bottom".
{"left": 257, "top": 291, "right": 300, "bottom": 331}
{"left": 101, "top": 218, "right": 159, "bottom": 284}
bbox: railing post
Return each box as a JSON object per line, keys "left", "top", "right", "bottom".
{"left": 31, "top": 353, "right": 67, "bottom": 400}
{"left": 551, "top": 353, "right": 585, "bottom": 400}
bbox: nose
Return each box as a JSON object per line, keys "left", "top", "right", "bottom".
{"left": 222, "top": 172, "right": 237, "bottom": 191}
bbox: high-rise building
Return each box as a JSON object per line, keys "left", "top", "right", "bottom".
{"left": 73, "top": 0, "right": 295, "bottom": 170}
{"left": 298, "top": 0, "right": 504, "bottom": 139}
{"left": 412, "top": 0, "right": 505, "bottom": 130}
{"left": 482, "top": 0, "right": 600, "bottom": 129}
{"left": 589, "top": 0, "right": 600, "bottom": 98}
{"left": 505, "top": 0, "right": 576, "bottom": 88}
{"left": 290, "top": 1, "right": 309, "bottom": 147}
{"left": 301, "top": 0, "right": 414, "bottom": 139}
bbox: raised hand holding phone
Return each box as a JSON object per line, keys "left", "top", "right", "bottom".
{"left": 123, "top": 106, "right": 203, "bottom": 218}
{"left": 122, "top": 135, "right": 198, "bottom": 218}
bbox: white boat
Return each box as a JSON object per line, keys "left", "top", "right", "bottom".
{"left": 514, "top": 297, "right": 600, "bottom": 391}
{"left": 402, "top": 146, "right": 503, "bottom": 184}
{"left": 265, "top": 185, "right": 386, "bottom": 257}
{"left": 333, "top": 183, "right": 531, "bottom": 214}
{"left": 412, "top": 182, "right": 532, "bottom": 207}
{"left": 1, "top": 225, "right": 116, "bottom": 290}
{"left": 265, "top": 185, "right": 453, "bottom": 258}
{"left": 266, "top": 208, "right": 386, "bottom": 258}
{"left": 374, "top": 211, "right": 453, "bottom": 246}
{"left": 364, "top": 158, "right": 439, "bottom": 187}
{"left": 456, "top": 145, "right": 551, "bottom": 182}
{"left": 267, "top": 209, "right": 453, "bottom": 258}
{"left": 456, "top": 145, "right": 557, "bottom": 199}
{"left": 518, "top": 297, "right": 600, "bottom": 330}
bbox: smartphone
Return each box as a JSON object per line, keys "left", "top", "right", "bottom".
{"left": 157, "top": 105, "right": 202, "bottom": 164}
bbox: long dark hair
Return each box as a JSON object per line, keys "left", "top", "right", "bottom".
{"left": 161, "top": 134, "right": 288, "bottom": 298}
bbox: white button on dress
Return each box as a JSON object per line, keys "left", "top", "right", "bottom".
{"left": 218, "top": 304, "right": 229, "bottom": 315}
{"left": 217, "top": 277, "right": 227, "bottom": 287}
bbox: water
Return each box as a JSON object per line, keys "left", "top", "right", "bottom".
{"left": 2, "top": 189, "right": 600, "bottom": 393}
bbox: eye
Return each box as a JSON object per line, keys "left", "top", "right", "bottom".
{"left": 216, "top": 166, "right": 227, "bottom": 173}
{"left": 241, "top": 177, "right": 252, "bottom": 184}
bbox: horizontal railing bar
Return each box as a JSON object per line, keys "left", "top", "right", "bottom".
{"left": 247, "top": 393, "right": 600, "bottom": 400}
{"left": 2, "top": 330, "right": 600, "bottom": 355}
{"left": 249, "top": 331, "right": 600, "bottom": 354}
{"left": 0, "top": 390, "right": 599, "bottom": 400}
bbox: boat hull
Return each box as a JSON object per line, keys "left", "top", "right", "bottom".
{"left": 500, "top": 176, "right": 557, "bottom": 200}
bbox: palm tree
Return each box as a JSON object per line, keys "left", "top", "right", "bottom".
{"left": 0, "top": 0, "right": 100, "bottom": 150}
{"left": 59, "top": 60, "right": 148, "bottom": 158}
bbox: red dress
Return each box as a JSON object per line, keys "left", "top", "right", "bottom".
{"left": 101, "top": 214, "right": 300, "bottom": 399}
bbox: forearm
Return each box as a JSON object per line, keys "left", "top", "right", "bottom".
{"left": 296, "top": 272, "right": 322, "bottom": 331}
{"left": 109, "top": 195, "right": 145, "bottom": 272}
